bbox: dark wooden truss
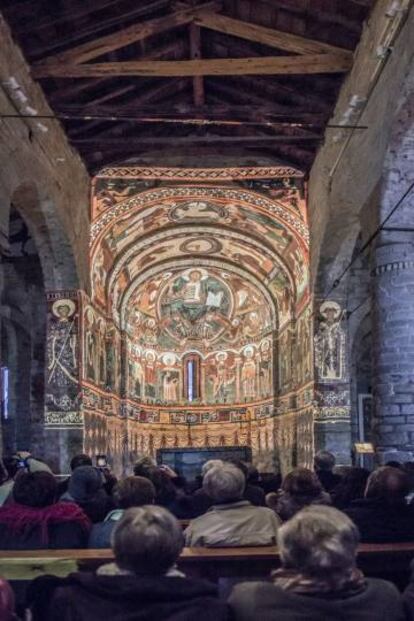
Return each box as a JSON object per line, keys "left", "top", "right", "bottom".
{"left": 0, "top": 0, "right": 376, "bottom": 173}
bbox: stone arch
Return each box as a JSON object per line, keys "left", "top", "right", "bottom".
{"left": 9, "top": 182, "right": 79, "bottom": 290}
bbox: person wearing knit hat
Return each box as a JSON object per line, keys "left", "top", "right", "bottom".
{"left": 61, "top": 465, "right": 112, "bottom": 523}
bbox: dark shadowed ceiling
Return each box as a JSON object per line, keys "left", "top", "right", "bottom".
{"left": 0, "top": 0, "right": 375, "bottom": 173}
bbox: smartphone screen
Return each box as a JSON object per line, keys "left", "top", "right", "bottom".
{"left": 96, "top": 455, "right": 107, "bottom": 468}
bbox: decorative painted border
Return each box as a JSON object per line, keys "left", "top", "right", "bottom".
{"left": 96, "top": 166, "right": 304, "bottom": 180}
{"left": 45, "top": 410, "right": 83, "bottom": 426}
{"left": 91, "top": 186, "right": 309, "bottom": 243}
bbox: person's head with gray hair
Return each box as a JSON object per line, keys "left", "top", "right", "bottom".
{"left": 277, "top": 505, "right": 360, "bottom": 589}
{"left": 314, "top": 450, "right": 336, "bottom": 472}
{"left": 203, "top": 462, "right": 245, "bottom": 503}
{"left": 201, "top": 459, "right": 223, "bottom": 478}
{"left": 112, "top": 506, "right": 183, "bottom": 575}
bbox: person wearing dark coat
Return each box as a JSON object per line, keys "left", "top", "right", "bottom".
{"left": 61, "top": 465, "right": 112, "bottom": 523}
{"left": 269, "top": 468, "right": 331, "bottom": 521}
{"left": 27, "top": 505, "right": 229, "bottom": 621}
{"left": 56, "top": 453, "right": 93, "bottom": 497}
{"left": 228, "top": 505, "right": 405, "bottom": 621}
{"left": 331, "top": 467, "right": 370, "bottom": 510}
{"left": 344, "top": 466, "right": 414, "bottom": 543}
{"left": 314, "top": 450, "right": 341, "bottom": 493}
{"left": 88, "top": 476, "right": 156, "bottom": 548}
{"left": 0, "top": 471, "right": 90, "bottom": 550}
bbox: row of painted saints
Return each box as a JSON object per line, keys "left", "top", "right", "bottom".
{"left": 127, "top": 341, "right": 273, "bottom": 405}
{"left": 84, "top": 307, "right": 122, "bottom": 392}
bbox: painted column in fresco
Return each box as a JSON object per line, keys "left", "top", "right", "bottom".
{"left": 313, "top": 299, "right": 351, "bottom": 464}
{"left": 44, "top": 291, "right": 83, "bottom": 472}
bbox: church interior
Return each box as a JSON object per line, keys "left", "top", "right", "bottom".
{"left": 2, "top": 1, "right": 414, "bottom": 618}
{"left": 0, "top": 0, "right": 413, "bottom": 475}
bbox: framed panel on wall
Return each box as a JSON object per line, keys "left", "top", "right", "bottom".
{"left": 157, "top": 446, "right": 252, "bottom": 480}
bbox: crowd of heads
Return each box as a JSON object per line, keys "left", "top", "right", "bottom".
{"left": 2, "top": 448, "right": 414, "bottom": 620}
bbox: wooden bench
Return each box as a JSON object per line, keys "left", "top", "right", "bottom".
{"left": 0, "top": 543, "right": 414, "bottom": 587}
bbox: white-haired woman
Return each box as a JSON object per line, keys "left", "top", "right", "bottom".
{"left": 27, "top": 506, "right": 230, "bottom": 621}
{"left": 229, "top": 505, "right": 404, "bottom": 620}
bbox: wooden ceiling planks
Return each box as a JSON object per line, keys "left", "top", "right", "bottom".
{"left": 0, "top": 0, "right": 375, "bottom": 171}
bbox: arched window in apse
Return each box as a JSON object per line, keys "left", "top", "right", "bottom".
{"left": 184, "top": 354, "right": 200, "bottom": 401}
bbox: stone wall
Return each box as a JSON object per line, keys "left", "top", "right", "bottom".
{"left": 0, "top": 15, "right": 90, "bottom": 462}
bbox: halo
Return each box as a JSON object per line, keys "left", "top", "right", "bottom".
{"left": 216, "top": 351, "right": 228, "bottom": 362}
{"left": 52, "top": 299, "right": 76, "bottom": 319}
{"left": 180, "top": 267, "right": 209, "bottom": 281}
{"left": 261, "top": 339, "right": 271, "bottom": 351}
{"left": 162, "top": 352, "right": 177, "bottom": 366}
{"left": 320, "top": 301, "right": 341, "bottom": 319}
{"left": 84, "top": 306, "right": 95, "bottom": 325}
{"left": 145, "top": 349, "right": 157, "bottom": 362}
{"left": 243, "top": 345, "right": 255, "bottom": 358}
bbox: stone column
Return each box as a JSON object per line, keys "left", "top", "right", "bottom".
{"left": 372, "top": 235, "right": 414, "bottom": 462}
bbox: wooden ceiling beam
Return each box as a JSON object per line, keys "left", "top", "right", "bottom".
{"left": 194, "top": 11, "right": 353, "bottom": 58}
{"left": 30, "top": 1, "right": 173, "bottom": 61}
{"left": 16, "top": 0, "right": 127, "bottom": 34}
{"left": 68, "top": 79, "right": 188, "bottom": 137}
{"left": 221, "top": 75, "right": 331, "bottom": 112}
{"left": 34, "top": 1, "right": 221, "bottom": 66}
{"left": 57, "top": 103, "right": 327, "bottom": 123}
{"left": 33, "top": 54, "right": 352, "bottom": 78}
{"left": 189, "top": 23, "right": 204, "bottom": 106}
{"left": 71, "top": 133, "right": 323, "bottom": 145}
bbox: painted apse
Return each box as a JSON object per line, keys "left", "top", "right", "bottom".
{"left": 46, "top": 167, "right": 313, "bottom": 474}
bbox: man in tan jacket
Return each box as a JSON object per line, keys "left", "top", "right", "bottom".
{"left": 185, "top": 462, "right": 280, "bottom": 547}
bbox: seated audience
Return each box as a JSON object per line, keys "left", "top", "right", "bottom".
{"left": 269, "top": 468, "right": 331, "bottom": 521}
{"left": 228, "top": 505, "right": 405, "bottom": 621}
{"left": 61, "top": 465, "right": 112, "bottom": 523}
{"left": 89, "top": 476, "right": 156, "bottom": 548}
{"left": 0, "top": 579, "right": 15, "bottom": 621}
{"left": 133, "top": 460, "right": 177, "bottom": 509}
{"left": 0, "top": 471, "right": 90, "bottom": 549}
{"left": 234, "top": 462, "right": 266, "bottom": 506}
{"left": 331, "top": 467, "right": 370, "bottom": 510}
{"left": 27, "top": 506, "right": 229, "bottom": 621}
{"left": 345, "top": 466, "right": 414, "bottom": 542}
{"left": 191, "top": 460, "right": 224, "bottom": 517}
{"left": 0, "top": 452, "right": 53, "bottom": 507}
{"left": 314, "top": 450, "right": 342, "bottom": 492}
{"left": 184, "top": 463, "right": 280, "bottom": 546}
{"left": 0, "top": 457, "right": 19, "bottom": 507}
{"left": 57, "top": 453, "right": 92, "bottom": 497}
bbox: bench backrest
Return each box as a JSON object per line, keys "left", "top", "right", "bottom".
{"left": 0, "top": 543, "right": 414, "bottom": 585}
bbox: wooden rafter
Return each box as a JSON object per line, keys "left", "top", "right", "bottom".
{"left": 189, "top": 23, "right": 204, "bottom": 107}
{"left": 33, "top": 54, "right": 352, "bottom": 78}
{"left": 56, "top": 103, "right": 327, "bottom": 123}
{"left": 16, "top": 0, "right": 128, "bottom": 34}
{"left": 71, "top": 134, "right": 323, "bottom": 145}
{"left": 194, "top": 12, "right": 353, "bottom": 58}
{"left": 35, "top": 1, "right": 221, "bottom": 66}
{"left": 69, "top": 79, "right": 189, "bottom": 137}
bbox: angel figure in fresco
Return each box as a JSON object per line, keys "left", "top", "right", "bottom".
{"left": 315, "top": 301, "right": 345, "bottom": 381}
{"left": 48, "top": 300, "right": 77, "bottom": 386}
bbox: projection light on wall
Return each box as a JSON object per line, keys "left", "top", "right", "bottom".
{"left": 332, "top": 95, "right": 367, "bottom": 143}
{"left": 386, "top": 0, "right": 406, "bottom": 17}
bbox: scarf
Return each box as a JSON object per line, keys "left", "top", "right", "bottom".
{"left": 272, "top": 566, "right": 366, "bottom": 599}
{"left": 0, "top": 501, "right": 91, "bottom": 544}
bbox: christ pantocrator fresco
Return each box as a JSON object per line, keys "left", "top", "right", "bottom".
{"left": 159, "top": 268, "right": 232, "bottom": 346}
